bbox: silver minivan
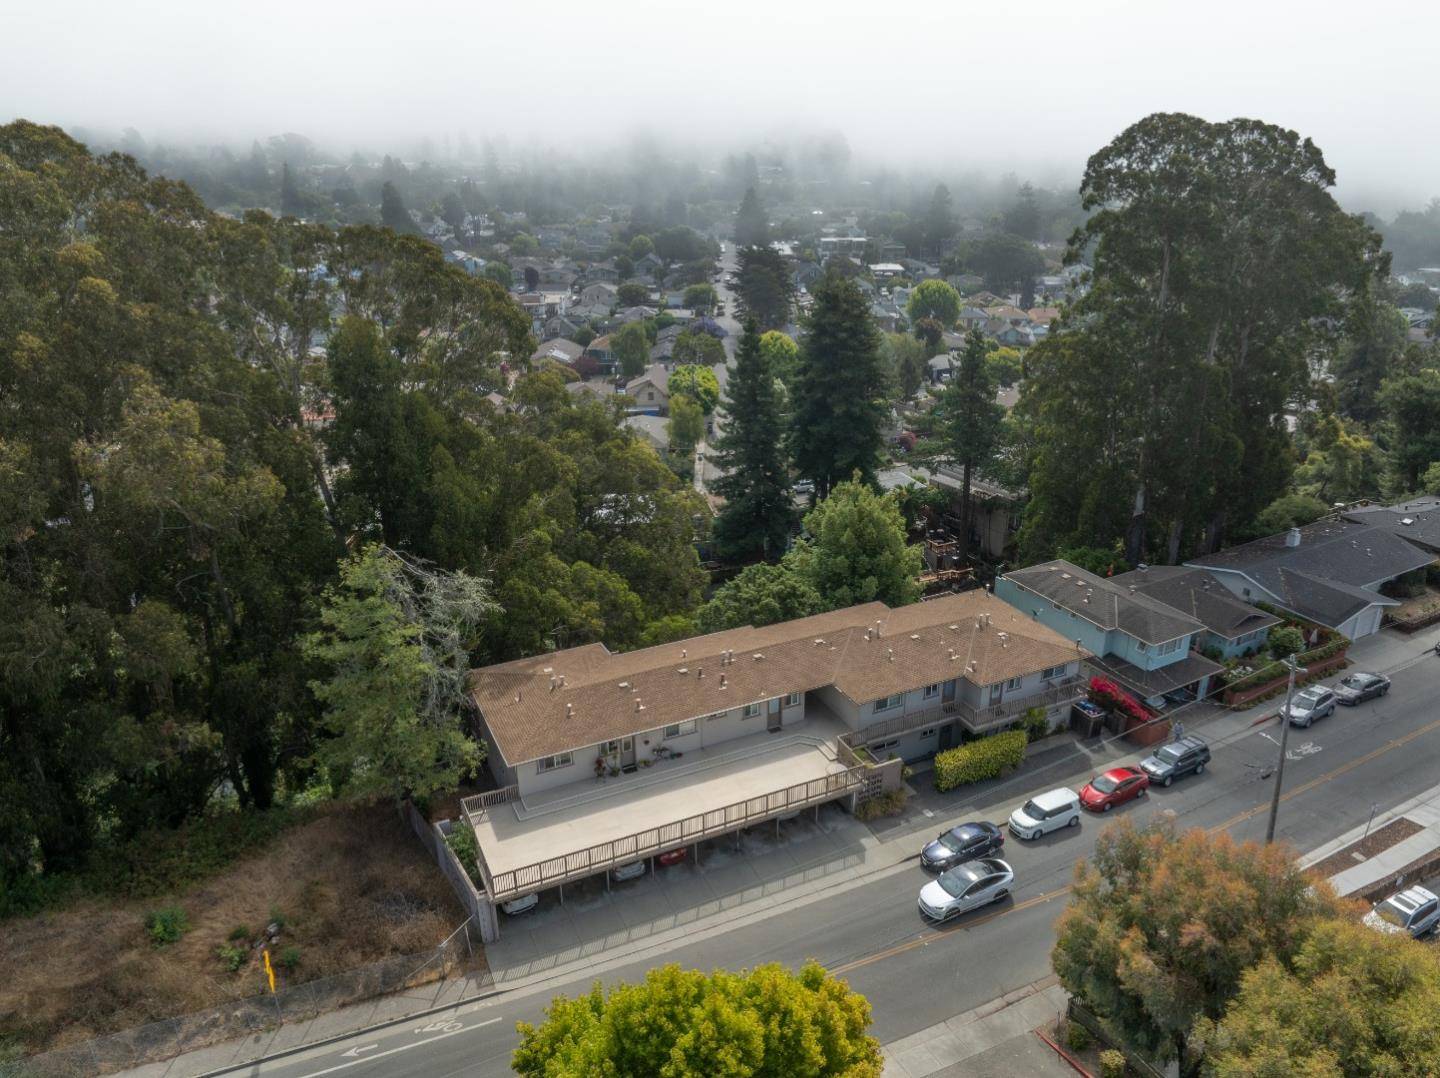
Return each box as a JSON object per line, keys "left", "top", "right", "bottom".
{"left": 1008, "top": 788, "right": 1081, "bottom": 840}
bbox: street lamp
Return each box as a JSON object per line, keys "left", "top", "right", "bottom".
{"left": 1264, "top": 654, "right": 1308, "bottom": 844}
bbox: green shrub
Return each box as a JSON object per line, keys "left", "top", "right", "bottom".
{"left": 217, "top": 944, "right": 247, "bottom": 972}
{"left": 854, "top": 788, "right": 908, "bottom": 821}
{"left": 144, "top": 906, "right": 188, "bottom": 947}
{"left": 1021, "top": 707, "right": 1050, "bottom": 743}
{"left": 277, "top": 945, "right": 301, "bottom": 970}
{"left": 1065, "top": 1019, "right": 1093, "bottom": 1052}
{"left": 933, "top": 730, "right": 1028, "bottom": 792}
{"left": 1099, "top": 1047, "right": 1126, "bottom": 1077}
{"left": 1268, "top": 625, "right": 1304, "bottom": 659}
{"left": 445, "top": 823, "right": 482, "bottom": 887}
{"left": 228, "top": 924, "right": 250, "bottom": 942}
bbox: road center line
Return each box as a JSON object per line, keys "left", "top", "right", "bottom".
{"left": 295, "top": 1018, "right": 501, "bottom": 1078}
{"left": 828, "top": 713, "right": 1440, "bottom": 977}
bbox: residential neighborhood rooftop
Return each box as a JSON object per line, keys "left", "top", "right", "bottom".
{"left": 469, "top": 592, "right": 1090, "bottom": 766}
{"left": 1004, "top": 560, "right": 1206, "bottom": 645}
{"left": 1110, "top": 566, "right": 1279, "bottom": 641}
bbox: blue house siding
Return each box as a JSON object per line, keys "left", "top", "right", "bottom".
{"left": 1205, "top": 627, "right": 1269, "bottom": 660}
{"left": 993, "top": 578, "right": 1108, "bottom": 655}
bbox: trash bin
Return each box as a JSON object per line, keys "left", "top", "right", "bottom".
{"left": 1071, "top": 699, "right": 1106, "bottom": 738}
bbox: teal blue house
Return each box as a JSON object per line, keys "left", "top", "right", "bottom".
{"left": 995, "top": 560, "right": 1227, "bottom": 705}
{"left": 1110, "top": 566, "right": 1279, "bottom": 660}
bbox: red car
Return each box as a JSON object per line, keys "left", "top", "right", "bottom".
{"left": 656, "top": 847, "right": 688, "bottom": 866}
{"left": 1080, "top": 766, "right": 1149, "bottom": 812}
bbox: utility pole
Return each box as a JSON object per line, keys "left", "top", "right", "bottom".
{"left": 1264, "top": 654, "right": 1307, "bottom": 844}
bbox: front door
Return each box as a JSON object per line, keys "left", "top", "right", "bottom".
{"left": 938, "top": 722, "right": 956, "bottom": 751}
{"left": 767, "top": 698, "right": 782, "bottom": 732}
{"left": 620, "top": 737, "right": 636, "bottom": 770}
{"left": 942, "top": 679, "right": 956, "bottom": 704}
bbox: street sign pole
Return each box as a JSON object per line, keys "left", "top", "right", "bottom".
{"left": 1264, "top": 656, "right": 1306, "bottom": 844}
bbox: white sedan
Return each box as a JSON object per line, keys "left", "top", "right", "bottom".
{"left": 918, "top": 858, "right": 1014, "bottom": 921}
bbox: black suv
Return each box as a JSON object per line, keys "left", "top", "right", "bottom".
{"left": 1138, "top": 735, "right": 1210, "bottom": 787}
{"left": 919, "top": 821, "right": 1004, "bottom": 871}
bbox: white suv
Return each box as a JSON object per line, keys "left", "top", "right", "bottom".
{"left": 1364, "top": 886, "right": 1440, "bottom": 938}
{"left": 1008, "top": 788, "right": 1081, "bottom": 840}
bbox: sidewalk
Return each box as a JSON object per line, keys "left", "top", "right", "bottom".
{"left": 1300, "top": 780, "right": 1440, "bottom": 899}
{"left": 880, "top": 977, "right": 1073, "bottom": 1078}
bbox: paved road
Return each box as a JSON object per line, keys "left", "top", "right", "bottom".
{"left": 209, "top": 654, "right": 1440, "bottom": 1077}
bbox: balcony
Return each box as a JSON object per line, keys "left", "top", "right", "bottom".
{"left": 845, "top": 674, "right": 1086, "bottom": 746}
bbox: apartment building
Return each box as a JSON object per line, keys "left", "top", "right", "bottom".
{"left": 463, "top": 591, "right": 1088, "bottom": 911}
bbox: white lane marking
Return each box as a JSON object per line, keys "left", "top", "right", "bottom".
{"left": 340, "top": 1044, "right": 376, "bottom": 1058}
{"left": 297, "top": 1018, "right": 501, "bottom": 1077}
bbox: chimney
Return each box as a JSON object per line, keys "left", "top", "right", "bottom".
{"left": 635, "top": 699, "right": 645, "bottom": 712}
{"left": 549, "top": 676, "right": 557, "bottom": 691}
{"left": 886, "top": 647, "right": 894, "bottom": 662}
{"left": 697, "top": 666, "right": 704, "bottom": 678}
{"left": 557, "top": 674, "right": 566, "bottom": 687}
{"left": 719, "top": 672, "right": 727, "bottom": 688}
{"left": 565, "top": 703, "right": 573, "bottom": 718}
{"left": 681, "top": 648, "right": 687, "bottom": 659}
{"left": 1286, "top": 527, "right": 1301, "bottom": 548}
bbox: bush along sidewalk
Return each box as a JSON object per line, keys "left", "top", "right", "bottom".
{"left": 933, "top": 730, "right": 1028, "bottom": 792}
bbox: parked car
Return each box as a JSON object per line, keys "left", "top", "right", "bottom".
{"left": 611, "top": 861, "right": 647, "bottom": 882}
{"left": 917, "top": 858, "right": 1014, "bottom": 921}
{"left": 1282, "top": 686, "right": 1337, "bottom": 727}
{"left": 1139, "top": 735, "right": 1211, "bottom": 787}
{"left": 792, "top": 478, "right": 815, "bottom": 495}
{"left": 1079, "top": 766, "right": 1150, "bottom": 812}
{"left": 501, "top": 892, "right": 539, "bottom": 916}
{"left": 1364, "top": 885, "right": 1440, "bottom": 938}
{"left": 919, "top": 821, "right": 1003, "bottom": 872}
{"left": 656, "top": 847, "right": 688, "bottom": 866}
{"left": 1334, "top": 671, "right": 1390, "bottom": 705}
{"left": 1007, "top": 788, "right": 1081, "bottom": 840}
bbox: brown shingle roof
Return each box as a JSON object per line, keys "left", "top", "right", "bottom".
{"left": 471, "top": 592, "right": 1089, "bottom": 764}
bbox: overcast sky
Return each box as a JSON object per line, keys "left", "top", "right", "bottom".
{"left": 3, "top": 0, "right": 1436, "bottom": 213}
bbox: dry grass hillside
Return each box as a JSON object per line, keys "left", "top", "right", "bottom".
{"left": 0, "top": 803, "right": 463, "bottom": 1056}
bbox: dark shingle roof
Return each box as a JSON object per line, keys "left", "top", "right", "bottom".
{"left": 1187, "top": 519, "right": 1432, "bottom": 626}
{"left": 1004, "top": 560, "right": 1204, "bottom": 645}
{"left": 1088, "top": 650, "right": 1224, "bottom": 699}
{"left": 1110, "top": 567, "right": 1279, "bottom": 640}
{"left": 1343, "top": 500, "right": 1440, "bottom": 554}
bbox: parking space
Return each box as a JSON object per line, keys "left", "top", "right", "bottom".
{"left": 486, "top": 803, "right": 871, "bottom": 978}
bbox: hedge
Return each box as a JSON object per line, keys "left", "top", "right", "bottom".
{"left": 934, "top": 730, "right": 1028, "bottom": 792}
{"left": 1223, "top": 633, "right": 1350, "bottom": 696}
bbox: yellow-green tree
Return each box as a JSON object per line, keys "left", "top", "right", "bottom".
{"left": 785, "top": 476, "right": 921, "bottom": 609}
{"left": 1197, "top": 918, "right": 1440, "bottom": 1077}
{"left": 513, "top": 962, "right": 882, "bottom": 1077}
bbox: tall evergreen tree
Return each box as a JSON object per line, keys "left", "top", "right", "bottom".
{"left": 790, "top": 273, "right": 888, "bottom": 499}
{"left": 917, "top": 331, "right": 1005, "bottom": 557}
{"left": 711, "top": 322, "right": 796, "bottom": 561}
{"left": 735, "top": 244, "right": 794, "bottom": 330}
{"left": 734, "top": 185, "right": 769, "bottom": 248}
{"left": 380, "top": 180, "right": 419, "bottom": 235}
{"left": 279, "top": 162, "right": 303, "bottom": 217}
{"left": 924, "top": 183, "right": 956, "bottom": 256}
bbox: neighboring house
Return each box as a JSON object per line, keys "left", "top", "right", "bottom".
{"left": 622, "top": 413, "right": 670, "bottom": 454}
{"left": 567, "top": 302, "right": 612, "bottom": 325}
{"left": 910, "top": 465, "right": 1021, "bottom": 559}
{"left": 542, "top": 314, "right": 581, "bottom": 341}
{"left": 579, "top": 282, "right": 618, "bottom": 308}
{"left": 1343, "top": 498, "right": 1440, "bottom": 555}
{"left": 983, "top": 320, "right": 1035, "bottom": 348}
{"left": 624, "top": 363, "right": 670, "bottom": 414}
{"left": 530, "top": 338, "right": 584, "bottom": 365}
{"left": 957, "top": 306, "right": 990, "bottom": 332}
{"left": 634, "top": 251, "right": 664, "bottom": 276}
{"left": 566, "top": 378, "right": 614, "bottom": 402}
{"left": 1027, "top": 307, "right": 1061, "bottom": 328}
{"left": 585, "top": 334, "right": 616, "bottom": 373}
{"left": 927, "top": 354, "right": 954, "bottom": 384}
{"left": 446, "top": 250, "right": 486, "bottom": 274}
{"left": 870, "top": 262, "right": 905, "bottom": 279}
{"left": 464, "top": 593, "right": 1090, "bottom": 907}
{"left": 996, "top": 560, "right": 1225, "bottom": 705}
{"left": 582, "top": 264, "right": 620, "bottom": 285}
{"left": 617, "top": 305, "right": 658, "bottom": 324}
{"left": 649, "top": 339, "right": 674, "bottom": 363}
{"left": 1110, "top": 566, "right": 1279, "bottom": 659}
{"left": 1186, "top": 519, "right": 1435, "bottom": 639}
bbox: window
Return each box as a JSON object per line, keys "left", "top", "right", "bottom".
{"left": 919, "top": 727, "right": 937, "bottom": 739}
{"left": 872, "top": 738, "right": 899, "bottom": 753}
{"left": 537, "top": 752, "right": 573, "bottom": 773}
{"left": 784, "top": 692, "right": 801, "bottom": 708}
{"left": 922, "top": 683, "right": 940, "bottom": 700}
{"left": 989, "top": 683, "right": 1004, "bottom": 704}
{"left": 742, "top": 702, "right": 763, "bottom": 719}
{"left": 875, "top": 693, "right": 905, "bottom": 713}
{"left": 1006, "top": 676, "right": 1024, "bottom": 691}
{"left": 1041, "top": 664, "right": 1066, "bottom": 680}
{"left": 1157, "top": 638, "right": 1181, "bottom": 655}
{"left": 663, "top": 719, "right": 697, "bottom": 739}
{"left": 1136, "top": 641, "right": 1149, "bottom": 654}
{"left": 703, "top": 710, "right": 728, "bottom": 721}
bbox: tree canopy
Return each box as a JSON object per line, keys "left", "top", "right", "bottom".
{"left": 785, "top": 478, "right": 921, "bottom": 609}
{"left": 734, "top": 186, "right": 770, "bottom": 248}
{"left": 513, "top": 962, "right": 882, "bottom": 1078}
{"left": 695, "top": 564, "right": 821, "bottom": 633}
{"left": 906, "top": 279, "right": 961, "bottom": 328}
{"left": 669, "top": 364, "right": 720, "bottom": 413}
{"left": 736, "top": 245, "right": 795, "bottom": 331}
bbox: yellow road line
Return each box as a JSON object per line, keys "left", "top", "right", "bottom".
{"left": 828, "top": 714, "right": 1440, "bottom": 978}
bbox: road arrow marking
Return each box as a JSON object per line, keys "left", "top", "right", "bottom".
{"left": 340, "top": 1044, "right": 376, "bottom": 1058}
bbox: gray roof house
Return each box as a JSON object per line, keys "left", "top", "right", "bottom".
{"left": 1343, "top": 498, "right": 1440, "bottom": 555}
{"left": 1186, "top": 519, "right": 1434, "bottom": 639}
{"left": 622, "top": 414, "right": 670, "bottom": 454}
{"left": 624, "top": 363, "right": 670, "bottom": 414}
{"left": 1110, "top": 566, "right": 1279, "bottom": 659}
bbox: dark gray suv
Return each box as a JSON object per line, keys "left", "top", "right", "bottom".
{"left": 1138, "top": 735, "right": 1210, "bottom": 787}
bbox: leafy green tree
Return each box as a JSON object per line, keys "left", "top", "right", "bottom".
{"left": 696, "top": 564, "right": 822, "bottom": 633}
{"left": 440, "top": 191, "right": 467, "bottom": 238}
{"left": 612, "top": 322, "right": 651, "bottom": 378}
{"left": 1334, "top": 289, "right": 1409, "bottom": 424}
{"left": 759, "top": 330, "right": 800, "bottom": 387}
{"left": 628, "top": 234, "right": 654, "bottom": 260}
{"left": 509, "top": 232, "right": 539, "bottom": 256}
{"left": 684, "top": 282, "right": 717, "bottom": 313}
{"left": 785, "top": 477, "right": 921, "bottom": 609}
{"left": 673, "top": 329, "right": 726, "bottom": 366}
{"left": 790, "top": 273, "right": 889, "bottom": 498}
{"left": 906, "top": 279, "right": 961, "bottom": 327}
{"left": 883, "top": 333, "right": 929, "bottom": 403}
{"left": 1021, "top": 113, "right": 1380, "bottom": 565}
{"left": 1051, "top": 818, "right": 1348, "bottom": 1073}
{"left": 669, "top": 364, "right": 720, "bottom": 413}
{"left": 1292, "top": 414, "right": 1381, "bottom": 504}
{"left": 986, "top": 346, "right": 1023, "bottom": 388}
{"left": 667, "top": 394, "right": 705, "bottom": 453}
{"left": 734, "top": 186, "right": 769, "bottom": 248}
{"left": 483, "top": 262, "right": 513, "bottom": 289}
{"left": 916, "top": 331, "right": 1005, "bottom": 557}
{"left": 303, "top": 545, "right": 492, "bottom": 801}
{"left": 1379, "top": 368, "right": 1440, "bottom": 490}
{"left": 966, "top": 232, "right": 1043, "bottom": 295}
{"left": 1267, "top": 625, "right": 1305, "bottom": 659}
{"left": 1003, "top": 181, "right": 1042, "bottom": 240}
{"left": 617, "top": 281, "right": 650, "bottom": 307}
{"left": 1197, "top": 918, "right": 1440, "bottom": 1077}
{"left": 513, "top": 962, "right": 882, "bottom": 1078}
{"left": 1055, "top": 546, "right": 1130, "bottom": 577}
{"left": 736, "top": 244, "right": 794, "bottom": 330}
{"left": 711, "top": 322, "right": 797, "bottom": 561}
{"left": 380, "top": 181, "right": 418, "bottom": 234}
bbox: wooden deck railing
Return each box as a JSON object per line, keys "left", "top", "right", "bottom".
{"left": 480, "top": 765, "right": 866, "bottom": 901}
{"left": 844, "top": 675, "right": 1084, "bottom": 746}
{"left": 460, "top": 784, "right": 518, "bottom": 829}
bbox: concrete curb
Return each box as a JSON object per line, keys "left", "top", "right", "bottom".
{"left": 1297, "top": 781, "right": 1440, "bottom": 869}
{"left": 1034, "top": 1027, "right": 1095, "bottom": 1078}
